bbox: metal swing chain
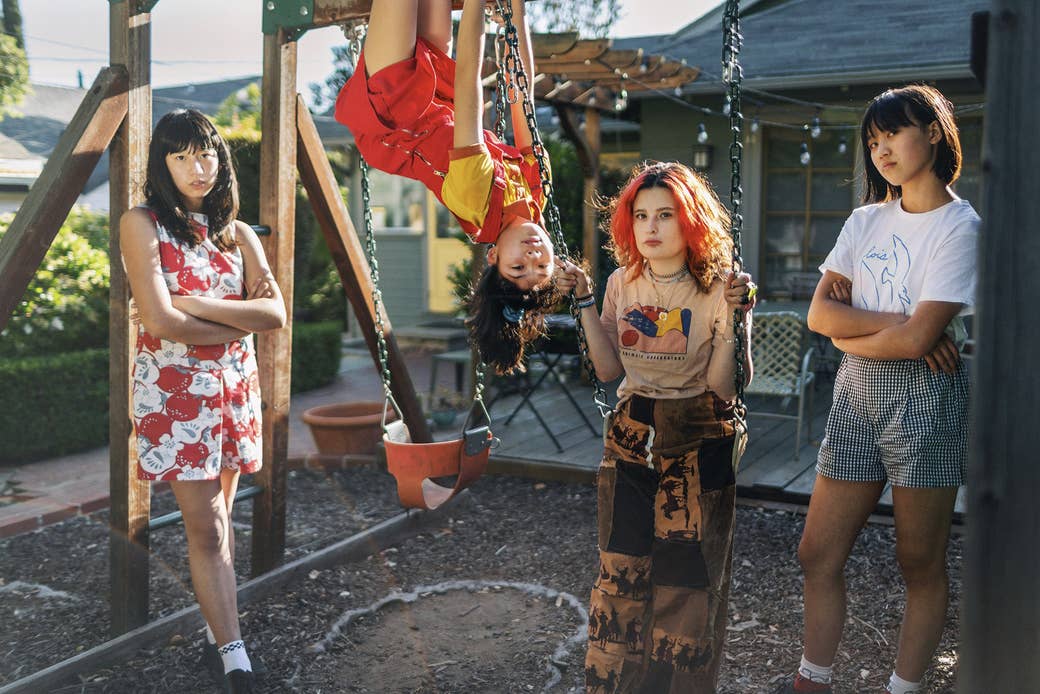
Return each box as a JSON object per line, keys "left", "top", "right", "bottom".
{"left": 722, "top": 0, "right": 748, "bottom": 418}
{"left": 496, "top": 0, "right": 611, "bottom": 417}
{"left": 347, "top": 23, "right": 492, "bottom": 424}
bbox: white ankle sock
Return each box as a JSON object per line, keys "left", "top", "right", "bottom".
{"left": 798, "top": 655, "right": 833, "bottom": 684}
{"left": 204, "top": 623, "right": 216, "bottom": 645}
{"left": 887, "top": 672, "right": 922, "bottom": 694}
{"left": 218, "top": 640, "right": 252, "bottom": 674}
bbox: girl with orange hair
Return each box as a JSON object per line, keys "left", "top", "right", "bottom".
{"left": 557, "top": 161, "right": 755, "bottom": 692}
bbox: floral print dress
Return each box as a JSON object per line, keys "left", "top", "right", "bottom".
{"left": 132, "top": 210, "right": 262, "bottom": 481}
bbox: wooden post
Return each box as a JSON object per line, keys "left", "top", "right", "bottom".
{"left": 295, "top": 97, "right": 432, "bottom": 442}
{"left": 108, "top": 0, "right": 151, "bottom": 636}
{"left": 962, "top": 2, "right": 1040, "bottom": 691}
{"left": 0, "top": 68, "right": 127, "bottom": 333}
{"left": 251, "top": 29, "right": 297, "bottom": 577}
{"left": 554, "top": 103, "right": 602, "bottom": 282}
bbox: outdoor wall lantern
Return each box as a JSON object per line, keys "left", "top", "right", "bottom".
{"left": 691, "top": 144, "right": 714, "bottom": 172}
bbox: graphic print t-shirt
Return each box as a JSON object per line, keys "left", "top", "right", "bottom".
{"left": 600, "top": 267, "right": 731, "bottom": 400}
{"left": 820, "top": 197, "right": 979, "bottom": 316}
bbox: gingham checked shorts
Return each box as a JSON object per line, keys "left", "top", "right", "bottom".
{"left": 817, "top": 353, "right": 969, "bottom": 488}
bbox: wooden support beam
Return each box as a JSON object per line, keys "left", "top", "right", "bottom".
{"left": 252, "top": 29, "right": 297, "bottom": 577}
{"left": 0, "top": 67, "right": 127, "bottom": 333}
{"left": 962, "top": 2, "right": 1040, "bottom": 691}
{"left": 296, "top": 96, "right": 432, "bottom": 443}
{"left": 531, "top": 31, "right": 580, "bottom": 59}
{"left": 108, "top": 0, "right": 151, "bottom": 637}
{"left": 554, "top": 104, "right": 600, "bottom": 281}
{"left": 309, "top": 0, "right": 466, "bottom": 30}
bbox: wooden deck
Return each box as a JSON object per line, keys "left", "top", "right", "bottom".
{"left": 477, "top": 364, "right": 966, "bottom": 518}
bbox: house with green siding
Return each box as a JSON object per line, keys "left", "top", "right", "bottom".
{"left": 619, "top": 0, "right": 987, "bottom": 297}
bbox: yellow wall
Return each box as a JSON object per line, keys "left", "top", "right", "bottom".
{"left": 425, "top": 191, "right": 471, "bottom": 314}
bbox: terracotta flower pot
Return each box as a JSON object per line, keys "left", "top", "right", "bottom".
{"left": 301, "top": 401, "right": 398, "bottom": 455}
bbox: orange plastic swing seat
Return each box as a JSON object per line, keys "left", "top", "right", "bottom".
{"left": 383, "top": 419, "right": 493, "bottom": 510}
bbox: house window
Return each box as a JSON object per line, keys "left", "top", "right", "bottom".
{"left": 761, "top": 127, "right": 856, "bottom": 297}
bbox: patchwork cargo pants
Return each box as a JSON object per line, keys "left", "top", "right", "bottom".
{"left": 585, "top": 393, "right": 738, "bottom": 693}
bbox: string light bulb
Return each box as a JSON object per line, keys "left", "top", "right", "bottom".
{"left": 810, "top": 116, "right": 822, "bottom": 139}
{"left": 614, "top": 89, "right": 628, "bottom": 112}
{"left": 674, "top": 86, "right": 684, "bottom": 98}
{"left": 722, "top": 94, "right": 732, "bottom": 116}
{"left": 697, "top": 123, "right": 709, "bottom": 144}
{"left": 799, "top": 142, "right": 811, "bottom": 166}
{"left": 838, "top": 137, "right": 848, "bottom": 155}
{"left": 750, "top": 118, "right": 760, "bottom": 133}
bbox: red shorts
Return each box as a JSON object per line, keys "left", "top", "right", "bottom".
{"left": 335, "top": 39, "right": 536, "bottom": 243}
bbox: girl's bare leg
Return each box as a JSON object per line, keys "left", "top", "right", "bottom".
{"left": 418, "top": 0, "right": 454, "bottom": 56}
{"left": 363, "top": 0, "right": 419, "bottom": 76}
{"left": 219, "top": 467, "right": 242, "bottom": 563}
{"left": 798, "top": 475, "right": 886, "bottom": 667}
{"left": 890, "top": 485, "right": 958, "bottom": 682}
{"left": 171, "top": 479, "right": 241, "bottom": 646}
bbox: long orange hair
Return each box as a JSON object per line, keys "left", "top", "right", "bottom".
{"left": 606, "top": 161, "right": 732, "bottom": 292}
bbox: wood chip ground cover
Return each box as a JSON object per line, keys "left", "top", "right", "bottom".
{"left": 0, "top": 468, "right": 961, "bottom": 692}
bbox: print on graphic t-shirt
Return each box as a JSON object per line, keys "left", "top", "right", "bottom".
{"left": 860, "top": 233, "right": 911, "bottom": 313}
{"left": 618, "top": 302, "right": 692, "bottom": 360}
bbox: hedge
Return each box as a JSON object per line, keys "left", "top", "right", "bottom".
{"left": 0, "top": 348, "right": 109, "bottom": 463}
{"left": 0, "top": 322, "right": 343, "bottom": 463}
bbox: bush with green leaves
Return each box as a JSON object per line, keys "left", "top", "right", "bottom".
{"left": 0, "top": 32, "right": 29, "bottom": 120}
{"left": 0, "top": 208, "right": 110, "bottom": 358}
{"left": 0, "top": 321, "right": 343, "bottom": 462}
{"left": 0, "top": 348, "right": 109, "bottom": 462}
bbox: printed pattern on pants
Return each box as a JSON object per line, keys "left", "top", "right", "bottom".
{"left": 586, "top": 393, "right": 737, "bottom": 693}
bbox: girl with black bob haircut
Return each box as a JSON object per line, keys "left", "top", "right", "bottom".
{"left": 121, "top": 108, "right": 286, "bottom": 694}
{"left": 772, "top": 84, "right": 979, "bottom": 694}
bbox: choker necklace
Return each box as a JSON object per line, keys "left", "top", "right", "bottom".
{"left": 647, "top": 263, "right": 689, "bottom": 284}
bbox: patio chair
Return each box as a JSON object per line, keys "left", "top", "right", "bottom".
{"left": 745, "top": 311, "right": 815, "bottom": 460}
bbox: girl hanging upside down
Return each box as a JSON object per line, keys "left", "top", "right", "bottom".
{"left": 336, "top": 0, "right": 559, "bottom": 374}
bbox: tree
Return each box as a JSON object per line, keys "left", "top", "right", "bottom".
{"left": 0, "top": 0, "right": 28, "bottom": 119}
{"left": 525, "top": 0, "right": 621, "bottom": 38}
{"left": 2, "top": 0, "right": 23, "bottom": 49}
{"left": 213, "top": 82, "right": 262, "bottom": 131}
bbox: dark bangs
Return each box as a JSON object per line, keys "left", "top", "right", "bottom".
{"left": 144, "top": 109, "right": 239, "bottom": 251}
{"left": 861, "top": 92, "right": 920, "bottom": 144}
{"left": 859, "top": 85, "right": 962, "bottom": 204}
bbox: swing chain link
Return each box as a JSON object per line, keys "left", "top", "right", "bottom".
{"left": 723, "top": 0, "right": 748, "bottom": 419}
{"left": 497, "top": 0, "right": 611, "bottom": 417}
{"left": 346, "top": 26, "right": 397, "bottom": 409}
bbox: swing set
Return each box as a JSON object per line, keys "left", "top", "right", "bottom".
{"left": 0, "top": 0, "right": 738, "bottom": 640}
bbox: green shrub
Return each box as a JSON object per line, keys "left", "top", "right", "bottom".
{"left": 0, "top": 210, "right": 111, "bottom": 358}
{"left": 291, "top": 320, "right": 342, "bottom": 393}
{"left": 0, "top": 348, "right": 109, "bottom": 462}
{"left": 0, "top": 320, "right": 342, "bottom": 461}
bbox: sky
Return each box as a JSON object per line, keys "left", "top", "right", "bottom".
{"left": 19, "top": 0, "right": 719, "bottom": 99}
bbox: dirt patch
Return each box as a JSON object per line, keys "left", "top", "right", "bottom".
{"left": 309, "top": 583, "right": 586, "bottom": 692}
{"left": 0, "top": 470, "right": 961, "bottom": 693}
